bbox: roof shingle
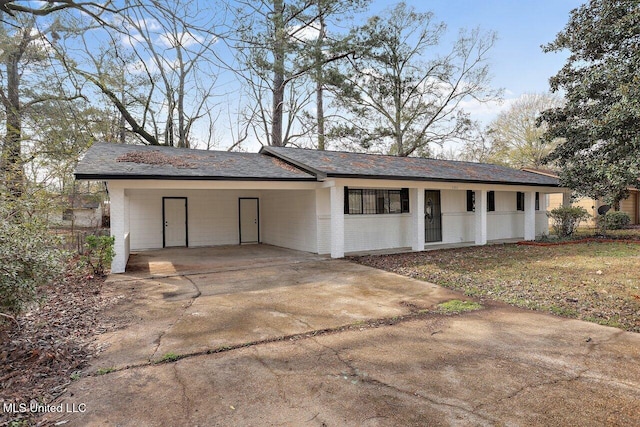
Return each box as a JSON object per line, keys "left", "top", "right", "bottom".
{"left": 261, "top": 146, "right": 560, "bottom": 186}
{"left": 75, "top": 143, "right": 560, "bottom": 187}
{"left": 75, "top": 143, "right": 316, "bottom": 181}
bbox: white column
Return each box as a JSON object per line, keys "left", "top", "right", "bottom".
{"left": 330, "top": 184, "right": 345, "bottom": 258}
{"left": 109, "top": 185, "right": 128, "bottom": 273}
{"left": 411, "top": 188, "right": 425, "bottom": 251}
{"left": 475, "top": 189, "right": 487, "bottom": 245}
{"left": 524, "top": 191, "right": 536, "bottom": 241}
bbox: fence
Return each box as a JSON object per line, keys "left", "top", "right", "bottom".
{"left": 52, "top": 228, "right": 110, "bottom": 254}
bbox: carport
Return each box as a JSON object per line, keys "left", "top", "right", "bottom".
{"left": 124, "top": 244, "right": 326, "bottom": 277}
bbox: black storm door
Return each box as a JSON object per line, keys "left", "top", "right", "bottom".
{"left": 424, "top": 190, "right": 442, "bottom": 243}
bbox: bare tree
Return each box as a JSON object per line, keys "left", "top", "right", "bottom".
{"left": 486, "top": 93, "right": 564, "bottom": 168}
{"left": 459, "top": 121, "right": 499, "bottom": 163}
{"left": 328, "top": 2, "right": 500, "bottom": 157}
{"left": 50, "top": 0, "right": 224, "bottom": 148}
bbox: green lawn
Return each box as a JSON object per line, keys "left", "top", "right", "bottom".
{"left": 355, "top": 241, "right": 640, "bottom": 332}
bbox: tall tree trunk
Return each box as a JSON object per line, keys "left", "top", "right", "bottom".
{"left": 177, "top": 47, "right": 187, "bottom": 148}
{"left": 271, "top": 0, "right": 285, "bottom": 147}
{"left": 119, "top": 70, "right": 126, "bottom": 144}
{"left": 315, "top": 7, "right": 326, "bottom": 151}
{"left": 393, "top": 62, "right": 404, "bottom": 156}
{"left": 2, "top": 52, "right": 24, "bottom": 197}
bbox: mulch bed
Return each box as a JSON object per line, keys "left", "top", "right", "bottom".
{"left": 0, "top": 265, "right": 112, "bottom": 426}
{"left": 518, "top": 237, "right": 640, "bottom": 246}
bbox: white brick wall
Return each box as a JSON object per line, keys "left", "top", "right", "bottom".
{"left": 317, "top": 215, "right": 331, "bottom": 254}
{"left": 441, "top": 212, "right": 475, "bottom": 243}
{"left": 261, "top": 190, "right": 317, "bottom": 253}
{"left": 316, "top": 188, "right": 331, "bottom": 254}
{"left": 127, "top": 189, "right": 261, "bottom": 250}
{"left": 344, "top": 214, "right": 412, "bottom": 253}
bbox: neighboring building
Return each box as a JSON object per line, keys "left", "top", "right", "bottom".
{"left": 55, "top": 194, "right": 104, "bottom": 228}
{"left": 523, "top": 169, "right": 640, "bottom": 226}
{"left": 75, "top": 144, "right": 564, "bottom": 273}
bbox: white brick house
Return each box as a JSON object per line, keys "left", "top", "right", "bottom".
{"left": 75, "top": 143, "right": 563, "bottom": 273}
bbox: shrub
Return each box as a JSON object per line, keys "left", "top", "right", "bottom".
{"left": 597, "top": 211, "right": 631, "bottom": 230}
{"left": 0, "top": 200, "right": 67, "bottom": 316}
{"left": 546, "top": 206, "right": 590, "bottom": 237}
{"left": 82, "top": 235, "right": 115, "bottom": 276}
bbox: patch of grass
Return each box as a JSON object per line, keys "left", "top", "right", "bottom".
{"left": 436, "top": 299, "right": 483, "bottom": 314}
{"left": 356, "top": 241, "right": 640, "bottom": 332}
{"left": 96, "top": 367, "right": 116, "bottom": 375}
{"left": 70, "top": 372, "right": 82, "bottom": 381}
{"left": 157, "top": 352, "right": 181, "bottom": 363}
{"left": 549, "top": 306, "right": 579, "bottom": 317}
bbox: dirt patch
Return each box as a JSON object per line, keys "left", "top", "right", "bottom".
{"left": 0, "top": 265, "right": 122, "bottom": 426}
{"left": 353, "top": 242, "right": 640, "bottom": 333}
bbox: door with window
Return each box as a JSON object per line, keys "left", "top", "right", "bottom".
{"left": 163, "top": 197, "right": 187, "bottom": 247}
{"left": 424, "top": 190, "right": 442, "bottom": 242}
{"left": 239, "top": 198, "right": 259, "bottom": 244}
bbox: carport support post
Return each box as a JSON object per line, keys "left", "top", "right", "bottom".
{"left": 109, "top": 185, "right": 128, "bottom": 274}
{"left": 524, "top": 191, "right": 536, "bottom": 241}
{"left": 475, "top": 189, "right": 487, "bottom": 245}
{"left": 411, "top": 188, "right": 425, "bottom": 251}
{"left": 330, "top": 184, "right": 345, "bottom": 258}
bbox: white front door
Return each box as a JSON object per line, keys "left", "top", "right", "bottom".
{"left": 239, "top": 198, "right": 259, "bottom": 243}
{"left": 163, "top": 198, "right": 187, "bottom": 247}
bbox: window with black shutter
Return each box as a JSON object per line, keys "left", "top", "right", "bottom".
{"left": 487, "top": 191, "right": 495, "bottom": 212}
{"left": 344, "top": 188, "right": 411, "bottom": 215}
{"left": 516, "top": 192, "right": 525, "bottom": 211}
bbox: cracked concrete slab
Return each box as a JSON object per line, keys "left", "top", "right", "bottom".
{"left": 45, "top": 245, "right": 640, "bottom": 426}
{"left": 49, "top": 305, "right": 640, "bottom": 426}
{"left": 94, "top": 247, "right": 459, "bottom": 368}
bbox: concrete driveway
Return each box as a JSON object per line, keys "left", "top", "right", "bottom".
{"left": 46, "top": 245, "right": 640, "bottom": 426}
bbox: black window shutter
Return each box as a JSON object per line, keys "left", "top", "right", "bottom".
{"left": 344, "top": 186, "right": 349, "bottom": 215}
{"left": 400, "top": 188, "right": 409, "bottom": 213}
{"left": 487, "top": 191, "right": 495, "bottom": 212}
{"left": 466, "top": 190, "right": 475, "bottom": 212}
{"left": 535, "top": 192, "right": 540, "bottom": 211}
{"left": 516, "top": 192, "right": 524, "bottom": 211}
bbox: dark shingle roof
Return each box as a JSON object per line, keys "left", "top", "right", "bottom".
{"left": 75, "top": 143, "right": 316, "bottom": 181}
{"left": 75, "top": 143, "right": 560, "bottom": 187}
{"left": 261, "top": 146, "right": 560, "bottom": 187}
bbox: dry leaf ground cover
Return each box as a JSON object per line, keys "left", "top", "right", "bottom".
{"left": 355, "top": 241, "right": 640, "bottom": 333}
{"left": 0, "top": 266, "right": 113, "bottom": 426}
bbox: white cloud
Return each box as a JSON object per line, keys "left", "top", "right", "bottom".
{"left": 28, "top": 28, "right": 53, "bottom": 53}
{"left": 119, "top": 32, "right": 146, "bottom": 48}
{"left": 158, "top": 32, "right": 204, "bottom": 49}
{"left": 288, "top": 24, "right": 320, "bottom": 42}
{"left": 126, "top": 57, "right": 158, "bottom": 75}
{"left": 459, "top": 95, "right": 519, "bottom": 125}
{"left": 132, "top": 18, "right": 162, "bottom": 32}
